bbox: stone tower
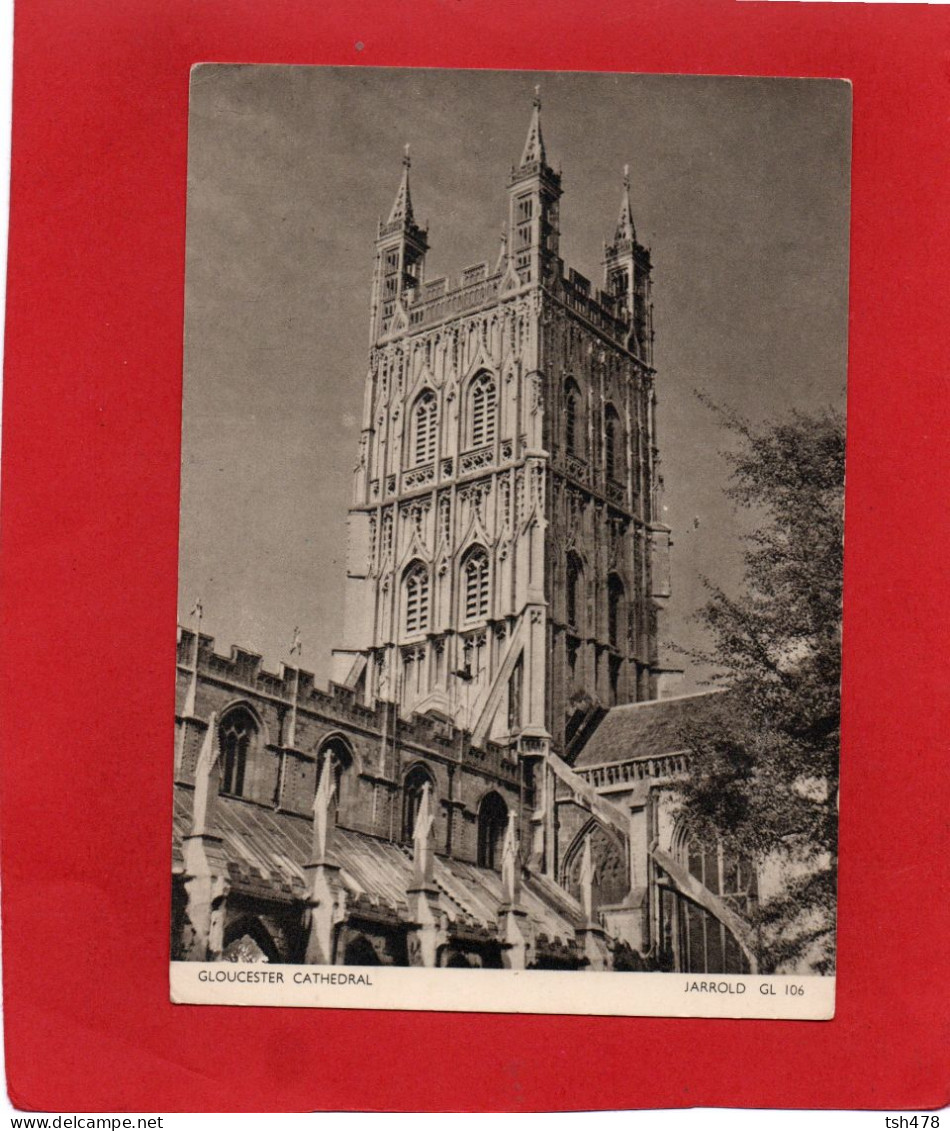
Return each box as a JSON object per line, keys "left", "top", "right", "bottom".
{"left": 332, "top": 96, "right": 672, "bottom": 774}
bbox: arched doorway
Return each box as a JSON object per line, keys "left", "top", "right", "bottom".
{"left": 221, "top": 916, "right": 280, "bottom": 963}
{"left": 343, "top": 934, "right": 382, "bottom": 966}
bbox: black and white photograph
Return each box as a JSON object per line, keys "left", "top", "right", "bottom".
{"left": 170, "top": 66, "right": 849, "bottom": 1018}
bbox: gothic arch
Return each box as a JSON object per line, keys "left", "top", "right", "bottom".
{"left": 315, "top": 733, "right": 357, "bottom": 815}
{"left": 402, "top": 559, "right": 431, "bottom": 636}
{"left": 604, "top": 402, "right": 622, "bottom": 480}
{"left": 561, "top": 819, "right": 629, "bottom": 910}
{"left": 565, "top": 550, "right": 586, "bottom": 633}
{"left": 476, "top": 790, "right": 508, "bottom": 870}
{"left": 656, "top": 823, "right": 758, "bottom": 975}
{"left": 408, "top": 387, "right": 439, "bottom": 467}
{"left": 673, "top": 824, "right": 758, "bottom": 909}
{"left": 402, "top": 762, "right": 436, "bottom": 842}
{"left": 343, "top": 934, "right": 383, "bottom": 966}
{"left": 217, "top": 702, "right": 266, "bottom": 799}
{"left": 315, "top": 730, "right": 361, "bottom": 775}
{"left": 459, "top": 543, "right": 491, "bottom": 625}
{"left": 563, "top": 377, "right": 584, "bottom": 457}
{"left": 218, "top": 698, "right": 269, "bottom": 746}
{"left": 461, "top": 369, "right": 498, "bottom": 450}
{"left": 222, "top": 914, "right": 281, "bottom": 963}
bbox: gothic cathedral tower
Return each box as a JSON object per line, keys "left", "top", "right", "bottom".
{"left": 332, "top": 96, "right": 672, "bottom": 770}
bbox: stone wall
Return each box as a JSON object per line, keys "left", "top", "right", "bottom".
{"left": 175, "top": 629, "right": 522, "bottom": 865}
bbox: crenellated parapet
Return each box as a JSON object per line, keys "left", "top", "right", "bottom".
{"left": 177, "top": 627, "right": 520, "bottom": 772}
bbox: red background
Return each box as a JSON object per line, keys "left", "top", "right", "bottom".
{"left": 2, "top": 0, "right": 948, "bottom": 1112}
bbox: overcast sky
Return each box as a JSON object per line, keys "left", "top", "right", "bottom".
{"left": 179, "top": 66, "right": 850, "bottom": 690}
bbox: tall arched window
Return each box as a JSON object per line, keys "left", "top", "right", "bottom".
{"left": 403, "top": 561, "right": 430, "bottom": 635}
{"left": 317, "top": 736, "right": 353, "bottom": 815}
{"left": 469, "top": 372, "right": 497, "bottom": 448}
{"left": 566, "top": 552, "right": 584, "bottom": 631}
{"left": 219, "top": 706, "right": 258, "bottom": 798}
{"left": 563, "top": 384, "right": 579, "bottom": 454}
{"left": 477, "top": 791, "right": 508, "bottom": 870}
{"left": 658, "top": 831, "right": 758, "bottom": 975}
{"left": 461, "top": 546, "right": 490, "bottom": 623}
{"left": 607, "top": 573, "right": 625, "bottom": 648}
{"left": 412, "top": 390, "right": 438, "bottom": 466}
{"left": 402, "top": 764, "right": 435, "bottom": 842}
{"left": 604, "top": 403, "right": 620, "bottom": 480}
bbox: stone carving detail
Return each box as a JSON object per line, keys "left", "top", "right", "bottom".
{"left": 579, "top": 753, "right": 689, "bottom": 788}
{"left": 460, "top": 445, "right": 493, "bottom": 474}
{"left": 401, "top": 499, "right": 431, "bottom": 543}
{"left": 566, "top": 453, "right": 587, "bottom": 483}
{"left": 459, "top": 480, "right": 490, "bottom": 524}
{"left": 531, "top": 462, "right": 545, "bottom": 510}
{"left": 403, "top": 463, "right": 435, "bottom": 490}
{"left": 567, "top": 486, "right": 583, "bottom": 536}
{"left": 500, "top": 476, "right": 512, "bottom": 529}
{"left": 529, "top": 372, "right": 543, "bottom": 414}
{"left": 438, "top": 494, "right": 451, "bottom": 547}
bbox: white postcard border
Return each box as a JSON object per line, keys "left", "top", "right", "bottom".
{"left": 171, "top": 963, "right": 834, "bottom": 1020}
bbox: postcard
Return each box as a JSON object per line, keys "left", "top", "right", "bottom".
{"left": 170, "top": 66, "right": 849, "bottom": 1018}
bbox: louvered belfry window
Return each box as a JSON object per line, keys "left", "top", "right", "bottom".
{"left": 565, "top": 384, "right": 579, "bottom": 455}
{"left": 470, "top": 373, "right": 496, "bottom": 447}
{"left": 413, "top": 391, "right": 437, "bottom": 465}
{"left": 604, "top": 403, "right": 620, "bottom": 480}
{"left": 404, "top": 563, "right": 430, "bottom": 635}
{"left": 566, "top": 553, "right": 583, "bottom": 631}
{"left": 463, "top": 548, "right": 490, "bottom": 622}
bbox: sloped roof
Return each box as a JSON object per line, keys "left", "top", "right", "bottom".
{"left": 173, "top": 786, "right": 578, "bottom": 946}
{"left": 573, "top": 690, "right": 726, "bottom": 768}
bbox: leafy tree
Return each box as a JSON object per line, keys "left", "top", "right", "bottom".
{"left": 678, "top": 403, "right": 845, "bottom": 974}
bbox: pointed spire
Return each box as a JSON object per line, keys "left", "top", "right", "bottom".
{"left": 501, "top": 811, "right": 521, "bottom": 906}
{"left": 580, "top": 833, "right": 596, "bottom": 923}
{"left": 614, "top": 163, "right": 636, "bottom": 243}
{"left": 519, "top": 86, "right": 546, "bottom": 168}
{"left": 387, "top": 143, "right": 415, "bottom": 227}
{"left": 311, "top": 755, "right": 337, "bottom": 864}
{"left": 190, "top": 712, "right": 219, "bottom": 837}
{"left": 411, "top": 781, "right": 435, "bottom": 888}
{"left": 495, "top": 220, "right": 508, "bottom": 272}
